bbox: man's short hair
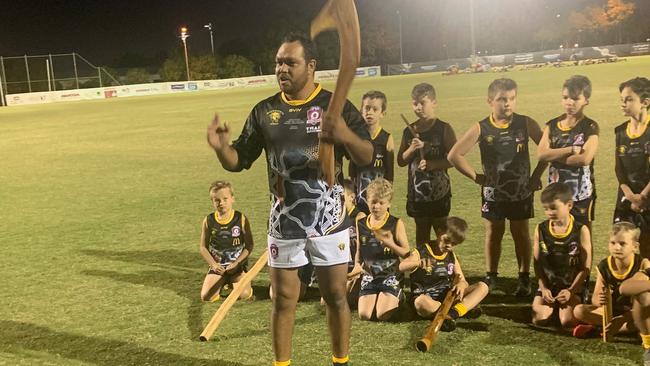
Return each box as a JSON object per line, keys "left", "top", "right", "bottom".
{"left": 444, "top": 216, "right": 468, "bottom": 245}
{"left": 362, "top": 90, "right": 388, "bottom": 112}
{"left": 411, "top": 83, "right": 436, "bottom": 101}
{"left": 540, "top": 182, "right": 572, "bottom": 204}
{"left": 610, "top": 221, "right": 641, "bottom": 242}
{"left": 564, "top": 75, "right": 592, "bottom": 99}
{"left": 282, "top": 33, "right": 319, "bottom": 63}
{"left": 619, "top": 77, "right": 650, "bottom": 109}
{"left": 488, "top": 78, "right": 517, "bottom": 99}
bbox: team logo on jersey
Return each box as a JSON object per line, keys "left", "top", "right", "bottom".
{"left": 231, "top": 226, "right": 241, "bottom": 237}
{"left": 447, "top": 263, "right": 455, "bottom": 275}
{"left": 338, "top": 242, "right": 346, "bottom": 251}
{"left": 266, "top": 110, "right": 284, "bottom": 125}
{"left": 618, "top": 145, "right": 627, "bottom": 154}
{"left": 485, "top": 135, "right": 495, "bottom": 145}
{"left": 573, "top": 133, "right": 585, "bottom": 146}
{"left": 306, "top": 106, "right": 322, "bottom": 133}
{"left": 269, "top": 243, "right": 279, "bottom": 259}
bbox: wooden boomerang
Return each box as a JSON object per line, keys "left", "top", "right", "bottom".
{"left": 311, "top": 0, "right": 361, "bottom": 186}
{"left": 199, "top": 251, "right": 269, "bottom": 341}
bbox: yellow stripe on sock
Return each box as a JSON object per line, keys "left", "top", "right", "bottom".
{"left": 332, "top": 355, "right": 349, "bottom": 364}
{"left": 273, "top": 360, "right": 291, "bottom": 366}
{"left": 641, "top": 334, "right": 650, "bottom": 349}
{"left": 454, "top": 303, "right": 468, "bottom": 317}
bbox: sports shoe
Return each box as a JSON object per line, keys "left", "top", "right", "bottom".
{"left": 514, "top": 276, "right": 532, "bottom": 297}
{"left": 644, "top": 348, "right": 650, "bottom": 366}
{"left": 441, "top": 317, "right": 456, "bottom": 332}
{"left": 465, "top": 305, "right": 482, "bottom": 319}
{"left": 572, "top": 324, "right": 599, "bottom": 338}
{"left": 483, "top": 273, "right": 498, "bottom": 293}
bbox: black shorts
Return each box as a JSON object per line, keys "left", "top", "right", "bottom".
{"left": 359, "top": 273, "right": 402, "bottom": 298}
{"left": 614, "top": 208, "right": 650, "bottom": 233}
{"left": 572, "top": 197, "right": 595, "bottom": 225}
{"left": 413, "top": 285, "right": 450, "bottom": 303}
{"left": 407, "top": 194, "right": 451, "bottom": 218}
{"left": 481, "top": 196, "right": 534, "bottom": 221}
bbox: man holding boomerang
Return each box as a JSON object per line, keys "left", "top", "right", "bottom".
{"left": 207, "top": 31, "right": 372, "bottom": 366}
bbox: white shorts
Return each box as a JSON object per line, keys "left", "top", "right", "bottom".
{"left": 267, "top": 229, "right": 351, "bottom": 268}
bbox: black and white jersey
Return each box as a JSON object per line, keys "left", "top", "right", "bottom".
{"left": 410, "top": 243, "right": 457, "bottom": 296}
{"left": 231, "top": 84, "right": 370, "bottom": 239}
{"left": 351, "top": 128, "right": 392, "bottom": 212}
{"left": 615, "top": 119, "right": 650, "bottom": 208}
{"left": 546, "top": 115, "right": 599, "bottom": 201}
{"left": 478, "top": 113, "right": 532, "bottom": 202}
{"left": 206, "top": 210, "right": 247, "bottom": 265}
{"left": 537, "top": 216, "right": 584, "bottom": 289}
{"left": 357, "top": 214, "right": 400, "bottom": 278}
{"left": 598, "top": 254, "right": 642, "bottom": 312}
{"left": 403, "top": 119, "right": 452, "bottom": 202}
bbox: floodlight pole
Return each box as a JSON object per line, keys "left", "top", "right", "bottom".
{"left": 180, "top": 27, "right": 191, "bottom": 81}
{"left": 469, "top": 0, "right": 476, "bottom": 60}
{"left": 397, "top": 10, "right": 403, "bottom": 64}
{"left": 204, "top": 23, "right": 214, "bottom": 56}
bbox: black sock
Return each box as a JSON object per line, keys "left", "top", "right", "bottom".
{"left": 486, "top": 271, "right": 498, "bottom": 278}
{"left": 448, "top": 308, "right": 460, "bottom": 320}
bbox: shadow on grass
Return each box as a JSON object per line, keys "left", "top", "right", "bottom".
{"left": 0, "top": 320, "right": 243, "bottom": 366}
{"left": 81, "top": 249, "right": 270, "bottom": 341}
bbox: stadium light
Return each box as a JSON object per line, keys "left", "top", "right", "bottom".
{"left": 180, "top": 26, "right": 191, "bottom": 81}
{"left": 204, "top": 23, "right": 215, "bottom": 56}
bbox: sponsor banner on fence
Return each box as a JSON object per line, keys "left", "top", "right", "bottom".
{"left": 315, "top": 66, "right": 381, "bottom": 81}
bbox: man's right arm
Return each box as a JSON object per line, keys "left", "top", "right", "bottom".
{"left": 207, "top": 110, "right": 263, "bottom": 172}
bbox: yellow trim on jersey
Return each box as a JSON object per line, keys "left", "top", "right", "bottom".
{"left": 371, "top": 127, "right": 383, "bottom": 140}
{"left": 489, "top": 114, "right": 510, "bottom": 129}
{"left": 424, "top": 242, "right": 448, "bottom": 261}
{"left": 608, "top": 255, "right": 635, "bottom": 280}
{"left": 367, "top": 212, "right": 389, "bottom": 231}
{"left": 549, "top": 215, "right": 574, "bottom": 239}
{"left": 347, "top": 205, "right": 357, "bottom": 216}
{"left": 557, "top": 115, "right": 584, "bottom": 132}
{"left": 281, "top": 83, "right": 322, "bottom": 106}
{"left": 215, "top": 210, "right": 235, "bottom": 225}
{"left": 626, "top": 115, "right": 650, "bottom": 139}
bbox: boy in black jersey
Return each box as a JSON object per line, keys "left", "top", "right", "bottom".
{"left": 574, "top": 222, "right": 649, "bottom": 338}
{"left": 349, "top": 91, "right": 395, "bottom": 214}
{"left": 400, "top": 217, "right": 488, "bottom": 330}
{"left": 449, "top": 78, "right": 547, "bottom": 296}
{"left": 397, "top": 83, "right": 457, "bottom": 248}
{"left": 355, "top": 178, "right": 411, "bottom": 321}
{"left": 532, "top": 183, "right": 591, "bottom": 329}
{"left": 613, "top": 77, "right": 650, "bottom": 258}
{"left": 199, "top": 181, "right": 254, "bottom": 302}
{"left": 538, "top": 75, "right": 599, "bottom": 227}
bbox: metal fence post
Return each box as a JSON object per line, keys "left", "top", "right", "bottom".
{"left": 72, "top": 53, "right": 79, "bottom": 89}
{"left": 98, "top": 67, "right": 102, "bottom": 87}
{"left": 0, "top": 71, "right": 5, "bottom": 106}
{"left": 24, "top": 55, "right": 32, "bottom": 92}
{"left": 0, "top": 56, "right": 6, "bottom": 95}
{"left": 49, "top": 54, "right": 56, "bottom": 91}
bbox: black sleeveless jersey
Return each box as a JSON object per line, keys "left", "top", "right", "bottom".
{"left": 546, "top": 115, "right": 599, "bottom": 201}
{"left": 351, "top": 128, "right": 392, "bottom": 212}
{"left": 206, "top": 210, "right": 247, "bottom": 265}
{"left": 403, "top": 119, "right": 452, "bottom": 202}
{"left": 537, "top": 216, "right": 584, "bottom": 289}
{"left": 478, "top": 113, "right": 532, "bottom": 202}
{"left": 231, "top": 84, "right": 370, "bottom": 239}
{"left": 615, "top": 119, "right": 650, "bottom": 208}
{"left": 347, "top": 206, "right": 362, "bottom": 266}
{"left": 410, "top": 243, "right": 457, "bottom": 296}
{"left": 357, "top": 214, "right": 400, "bottom": 278}
{"left": 598, "top": 254, "right": 642, "bottom": 311}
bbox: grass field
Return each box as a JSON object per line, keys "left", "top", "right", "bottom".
{"left": 1, "top": 56, "right": 649, "bottom": 366}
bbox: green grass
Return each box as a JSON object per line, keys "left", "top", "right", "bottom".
{"left": 1, "top": 56, "right": 649, "bottom": 365}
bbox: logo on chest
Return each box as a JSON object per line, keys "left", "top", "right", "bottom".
{"left": 306, "top": 106, "right": 323, "bottom": 134}
{"left": 266, "top": 110, "right": 283, "bottom": 125}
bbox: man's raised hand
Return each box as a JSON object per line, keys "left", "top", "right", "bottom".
{"left": 207, "top": 113, "right": 231, "bottom": 151}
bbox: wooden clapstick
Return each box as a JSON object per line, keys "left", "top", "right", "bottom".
{"left": 400, "top": 113, "right": 425, "bottom": 161}
{"left": 199, "top": 251, "right": 269, "bottom": 341}
{"left": 602, "top": 285, "right": 613, "bottom": 342}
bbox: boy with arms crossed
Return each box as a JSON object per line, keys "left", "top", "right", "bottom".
{"left": 449, "top": 78, "right": 547, "bottom": 296}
